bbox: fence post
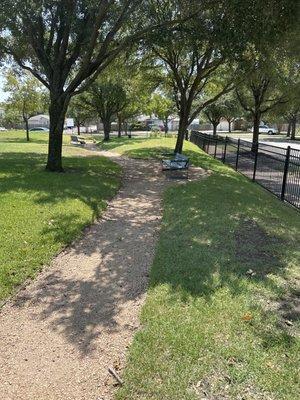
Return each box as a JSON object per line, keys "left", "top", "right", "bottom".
{"left": 235, "top": 139, "right": 240, "bottom": 170}
{"left": 281, "top": 146, "right": 291, "bottom": 201}
{"left": 214, "top": 137, "right": 218, "bottom": 158}
{"left": 252, "top": 142, "right": 259, "bottom": 181}
{"left": 223, "top": 136, "right": 228, "bottom": 163}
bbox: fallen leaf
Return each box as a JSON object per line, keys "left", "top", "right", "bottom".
{"left": 227, "top": 357, "right": 237, "bottom": 366}
{"left": 242, "top": 312, "right": 253, "bottom": 322}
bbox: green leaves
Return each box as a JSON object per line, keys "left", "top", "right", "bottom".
{"left": 149, "top": 93, "right": 175, "bottom": 121}
{"left": 3, "top": 69, "right": 47, "bottom": 121}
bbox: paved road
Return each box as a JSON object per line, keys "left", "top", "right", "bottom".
{"left": 202, "top": 131, "right": 300, "bottom": 151}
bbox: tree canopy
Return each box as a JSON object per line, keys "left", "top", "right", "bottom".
{"left": 0, "top": 0, "right": 299, "bottom": 165}
{"left": 0, "top": 0, "right": 187, "bottom": 170}
{"left": 3, "top": 70, "right": 47, "bottom": 141}
{"left": 148, "top": 93, "right": 175, "bottom": 134}
{"left": 84, "top": 80, "right": 127, "bottom": 141}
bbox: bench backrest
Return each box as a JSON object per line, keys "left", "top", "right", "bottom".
{"left": 174, "top": 153, "right": 188, "bottom": 161}
{"left": 170, "top": 158, "right": 189, "bottom": 168}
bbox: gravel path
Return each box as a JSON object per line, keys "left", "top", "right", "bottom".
{"left": 0, "top": 151, "right": 206, "bottom": 400}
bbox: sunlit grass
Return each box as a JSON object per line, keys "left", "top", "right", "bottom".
{"left": 104, "top": 136, "right": 300, "bottom": 400}
{"left": 0, "top": 130, "right": 121, "bottom": 300}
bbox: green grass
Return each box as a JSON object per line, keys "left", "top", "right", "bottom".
{"left": 0, "top": 130, "right": 121, "bottom": 300}
{"left": 101, "top": 137, "right": 300, "bottom": 400}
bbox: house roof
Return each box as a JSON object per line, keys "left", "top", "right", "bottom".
{"left": 28, "top": 114, "right": 50, "bottom": 121}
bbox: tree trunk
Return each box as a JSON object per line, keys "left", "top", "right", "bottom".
{"left": 117, "top": 115, "right": 122, "bottom": 138}
{"left": 103, "top": 119, "right": 111, "bottom": 141}
{"left": 164, "top": 117, "right": 169, "bottom": 137}
{"left": 228, "top": 119, "right": 232, "bottom": 133}
{"left": 24, "top": 118, "right": 30, "bottom": 142}
{"left": 287, "top": 121, "right": 291, "bottom": 137}
{"left": 128, "top": 123, "right": 132, "bottom": 138}
{"left": 77, "top": 122, "right": 80, "bottom": 136}
{"left": 212, "top": 122, "right": 218, "bottom": 137}
{"left": 252, "top": 112, "right": 260, "bottom": 152}
{"left": 276, "top": 123, "right": 282, "bottom": 134}
{"left": 96, "top": 119, "right": 101, "bottom": 134}
{"left": 291, "top": 118, "right": 296, "bottom": 140}
{"left": 175, "top": 114, "right": 189, "bottom": 153}
{"left": 46, "top": 93, "right": 69, "bottom": 172}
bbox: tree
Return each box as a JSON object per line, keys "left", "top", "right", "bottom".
{"left": 1, "top": 0, "right": 186, "bottom": 171}
{"left": 148, "top": 14, "right": 234, "bottom": 152}
{"left": 203, "top": 102, "right": 225, "bottom": 137}
{"left": 149, "top": 93, "right": 175, "bottom": 135}
{"left": 280, "top": 50, "right": 300, "bottom": 140}
{"left": 284, "top": 104, "right": 300, "bottom": 140}
{"left": 222, "top": 94, "right": 241, "bottom": 132}
{"left": 83, "top": 80, "right": 127, "bottom": 141}
{"left": 68, "top": 95, "right": 95, "bottom": 135}
{"left": 0, "top": 104, "right": 22, "bottom": 129}
{"left": 2, "top": 1, "right": 297, "bottom": 165}
{"left": 236, "top": 54, "right": 287, "bottom": 151}
{"left": 4, "top": 70, "right": 46, "bottom": 141}
{"left": 111, "top": 55, "right": 162, "bottom": 137}
{"left": 147, "top": 0, "right": 298, "bottom": 153}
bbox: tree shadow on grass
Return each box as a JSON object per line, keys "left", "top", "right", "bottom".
{"left": 11, "top": 157, "right": 164, "bottom": 356}
{"left": 155, "top": 175, "right": 297, "bottom": 290}
{"left": 3, "top": 142, "right": 299, "bottom": 359}
{"left": 122, "top": 146, "right": 234, "bottom": 176}
{"left": 0, "top": 150, "right": 121, "bottom": 303}
{"left": 149, "top": 171, "right": 299, "bottom": 341}
{"left": 0, "top": 152, "right": 120, "bottom": 215}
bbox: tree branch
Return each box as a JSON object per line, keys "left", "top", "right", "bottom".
{"left": 189, "top": 83, "right": 233, "bottom": 124}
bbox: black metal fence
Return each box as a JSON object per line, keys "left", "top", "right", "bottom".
{"left": 190, "top": 131, "right": 300, "bottom": 209}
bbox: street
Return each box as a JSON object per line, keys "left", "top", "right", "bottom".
{"left": 202, "top": 131, "right": 300, "bottom": 151}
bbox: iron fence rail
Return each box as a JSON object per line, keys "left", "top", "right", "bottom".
{"left": 190, "top": 131, "right": 300, "bottom": 209}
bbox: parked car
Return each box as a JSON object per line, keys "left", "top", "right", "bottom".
{"left": 0, "top": 127, "right": 7, "bottom": 131}
{"left": 29, "top": 127, "right": 49, "bottom": 131}
{"left": 149, "top": 124, "right": 164, "bottom": 132}
{"left": 251, "top": 125, "right": 278, "bottom": 135}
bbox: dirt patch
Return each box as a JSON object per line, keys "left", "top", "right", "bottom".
{"left": 271, "top": 284, "right": 300, "bottom": 336}
{"left": 192, "top": 369, "right": 275, "bottom": 400}
{"left": 235, "top": 218, "right": 299, "bottom": 336}
{"left": 278, "top": 289, "right": 300, "bottom": 322}
{"left": 234, "top": 218, "right": 284, "bottom": 277}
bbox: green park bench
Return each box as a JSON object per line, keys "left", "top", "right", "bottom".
{"left": 71, "top": 135, "right": 86, "bottom": 145}
{"left": 161, "top": 152, "right": 190, "bottom": 179}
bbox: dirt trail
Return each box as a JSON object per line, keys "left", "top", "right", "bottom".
{"left": 0, "top": 151, "right": 206, "bottom": 400}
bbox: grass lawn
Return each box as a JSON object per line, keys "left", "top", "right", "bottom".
{"left": 100, "top": 137, "right": 300, "bottom": 400}
{"left": 0, "top": 130, "right": 121, "bottom": 301}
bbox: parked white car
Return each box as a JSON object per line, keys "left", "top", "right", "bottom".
{"left": 251, "top": 125, "right": 278, "bottom": 135}
{"left": 0, "top": 127, "right": 7, "bottom": 131}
